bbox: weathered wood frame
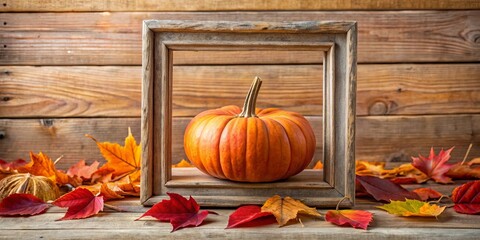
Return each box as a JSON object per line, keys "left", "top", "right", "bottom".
{"left": 141, "top": 20, "right": 357, "bottom": 207}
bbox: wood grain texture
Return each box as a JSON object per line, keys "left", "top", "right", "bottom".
{"left": 0, "top": 194, "right": 479, "bottom": 240}
{"left": 0, "top": 115, "right": 478, "bottom": 169}
{"left": 1, "top": 11, "right": 479, "bottom": 64}
{"left": 2, "top": 0, "right": 479, "bottom": 11}
{"left": 1, "top": 64, "right": 479, "bottom": 117}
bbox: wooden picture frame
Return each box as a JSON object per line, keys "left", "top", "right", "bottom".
{"left": 141, "top": 20, "right": 357, "bottom": 207}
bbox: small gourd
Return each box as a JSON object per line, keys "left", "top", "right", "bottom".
{"left": 0, "top": 173, "right": 60, "bottom": 201}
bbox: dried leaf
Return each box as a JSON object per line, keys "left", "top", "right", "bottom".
{"left": 172, "top": 159, "right": 194, "bottom": 168}
{"left": 261, "top": 195, "right": 321, "bottom": 226}
{"left": 87, "top": 128, "right": 141, "bottom": 183}
{"left": 0, "top": 159, "right": 27, "bottom": 172}
{"left": 0, "top": 193, "right": 49, "bottom": 216}
{"left": 312, "top": 161, "right": 323, "bottom": 170}
{"left": 100, "top": 183, "right": 125, "bottom": 201}
{"left": 451, "top": 181, "right": 480, "bottom": 214}
{"left": 52, "top": 188, "right": 104, "bottom": 220}
{"left": 355, "top": 161, "right": 428, "bottom": 184}
{"left": 356, "top": 161, "right": 385, "bottom": 177}
{"left": 447, "top": 158, "right": 480, "bottom": 180}
{"left": 412, "top": 147, "right": 454, "bottom": 184}
{"left": 356, "top": 175, "right": 420, "bottom": 202}
{"left": 325, "top": 209, "right": 373, "bottom": 230}
{"left": 412, "top": 188, "right": 443, "bottom": 201}
{"left": 67, "top": 160, "right": 100, "bottom": 181}
{"left": 136, "top": 192, "right": 216, "bottom": 232}
{"left": 17, "top": 152, "right": 69, "bottom": 186}
{"left": 377, "top": 199, "right": 445, "bottom": 217}
{"left": 227, "top": 205, "right": 275, "bottom": 228}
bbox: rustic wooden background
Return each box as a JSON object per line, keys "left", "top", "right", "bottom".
{"left": 1, "top": 0, "right": 479, "bottom": 170}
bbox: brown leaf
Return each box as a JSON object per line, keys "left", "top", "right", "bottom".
{"left": 261, "top": 195, "right": 321, "bottom": 226}
{"left": 447, "top": 158, "right": 480, "bottom": 180}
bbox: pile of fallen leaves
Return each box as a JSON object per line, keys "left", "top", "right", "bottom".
{"left": 0, "top": 133, "right": 479, "bottom": 231}
{"left": 0, "top": 128, "right": 140, "bottom": 220}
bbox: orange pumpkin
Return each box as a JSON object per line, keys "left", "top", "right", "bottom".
{"left": 184, "top": 77, "right": 316, "bottom": 182}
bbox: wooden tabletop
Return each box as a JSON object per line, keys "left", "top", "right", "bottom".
{"left": 1, "top": 182, "right": 479, "bottom": 240}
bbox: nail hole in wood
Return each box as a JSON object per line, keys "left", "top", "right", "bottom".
{"left": 2, "top": 3, "right": 6, "bottom": 7}
{"left": 40, "top": 119, "right": 54, "bottom": 127}
{"left": 0, "top": 131, "right": 5, "bottom": 139}
{"left": 2, "top": 96, "right": 11, "bottom": 101}
{"left": 3, "top": 45, "right": 6, "bottom": 48}
{"left": 3, "top": 22, "right": 6, "bottom": 25}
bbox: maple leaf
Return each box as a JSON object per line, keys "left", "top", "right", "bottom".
{"left": 447, "top": 158, "right": 480, "bottom": 180}
{"left": 226, "top": 205, "right": 276, "bottom": 228}
{"left": 99, "top": 183, "right": 125, "bottom": 201}
{"left": 52, "top": 188, "right": 104, "bottom": 220}
{"left": 17, "top": 152, "right": 69, "bottom": 186}
{"left": 312, "top": 160, "right": 323, "bottom": 170}
{"left": 87, "top": 128, "right": 141, "bottom": 183}
{"left": 325, "top": 209, "right": 373, "bottom": 230}
{"left": 0, "top": 193, "right": 49, "bottom": 216}
{"left": 136, "top": 192, "right": 216, "bottom": 232}
{"left": 261, "top": 195, "right": 321, "bottom": 226}
{"left": 412, "top": 188, "right": 443, "bottom": 201}
{"left": 356, "top": 175, "right": 420, "bottom": 202}
{"left": 412, "top": 147, "right": 454, "bottom": 184}
{"left": 67, "top": 160, "right": 100, "bottom": 181}
{"left": 0, "top": 159, "right": 27, "bottom": 172}
{"left": 377, "top": 199, "right": 445, "bottom": 217}
{"left": 172, "top": 159, "right": 193, "bottom": 168}
{"left": 451, "top": 181, "right": 480, "bottom": 214}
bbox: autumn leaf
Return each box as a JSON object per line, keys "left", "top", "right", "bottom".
{"left": 451, "top": 181, "right": 480, "bottom": 214}
{"left": 356, "top": 160, "right": 385, "bottom": 177}
{"left": 87, "top": 128, "right": 141, "bottom": 183}
{"left": 52, "top": 188, "right": 104, "bottom": 220}
{"left": 412, "top": 188, "right": 443, "bottom": 201}
{"left": 99, "top": 183, "right": 125, "bottom": 201}
{"left": 0, "top": 193, "right": 49, "bottom": 216}
{"left": 412, "top": 147, "right": 454, "bottom": 184}
{"left": 67, "top": 160, "right": 100, "bottom": 181}
{"left": 447, "top": 158, "right": 480, "bottom": 180}
{"left": 325, "top": 209, "right": 373, "bottom": 230}
{"left": 136, "top": 192, "right": 216, "bottom": 232}
{"left": 261, "top": 195, "right": 321, "bottom": 226}
{"left": 227, "top": 205, "right": 276, "bottom": 228}
{"left": 377, "top": 199, "right": 445, "bottom": 217}
{"left": 312, "top": 160, "right": 323, "bottom": 170}
{"left": 0, "top": 159, "right": 27, "bottom": 172}
{"left": 172, "top": 159, "right": 193, "bottom": 168}
{"left": 355, "top": 161, "right": 428, "bottom": 184}
{"left": 356, "top": 175, "right": 420, "bottom": 202}
{"left": 17, "top": 152, "right": 69, "bottom": 186}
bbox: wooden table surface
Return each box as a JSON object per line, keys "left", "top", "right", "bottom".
{"left": 1, "top": 182, "right": 479, "bottom": 240}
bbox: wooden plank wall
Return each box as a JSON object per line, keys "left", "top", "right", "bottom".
{"left": 0, "top": 1, "right": 479, "bottom": 170}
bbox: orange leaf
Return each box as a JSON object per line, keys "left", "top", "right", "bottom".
{"left": 412, "top": 188, "right": 443, "bottom": 201}
{"left": 377, "top": 199, "right": 445, "bottom": 217}
{"left": 87, "top": 128, "right": 141, "bottom": 183}
{"left": 312, "top": 161, "right": 323, "bottom": 170}
{"left": 325, "top": 209, "right": 373, "bottom": 230}
{"left": 356, "top": 160, "right": 385, "bottom": 177}
{"left": 447, "top": 158, "right": 480, "bottom": 180}
{"left": 261, "top": 195, "right": 321, "bottom": 226}
{"left": 172, "top": 159, "right": 193, "bottom": 168}
{"left": 100, "top": 183, "right": 125, "bottom": 201}
{"left": 67, "top": 160, "right": 100, "bottom": 181}
{"left": 17, "top": 152, "right": 68, "bottom": 186}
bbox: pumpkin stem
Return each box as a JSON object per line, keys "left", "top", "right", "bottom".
{"left": 238, "top": 76, "right": 262, "bottom": 118}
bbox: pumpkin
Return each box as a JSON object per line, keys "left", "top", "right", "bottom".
{"left": 0, "top": 173, "right": 60, "bottom": 201}
{"left": 184, "top": 77, "right": 316, "bottom": 182}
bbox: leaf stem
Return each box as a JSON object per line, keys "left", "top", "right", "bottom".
{"left": 104, "top": 203, "right": 126, "bottom": 212}
{"left": 461, "top": 143, "right": 473, "bottom": 165}
{"left": 335, "top": 196, "right": 350, "bottom": 211}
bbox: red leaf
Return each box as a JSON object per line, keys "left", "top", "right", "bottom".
{"left": 227, "top": 205, "right": 276, "bottom": 228}
{"left": 412, "top": 147, "right": 454, "bottom": 184}
{"left": 325, "top": 209, "right": 373, "bottom": 230}
{"left": 390, "top": 177, "right": 419, "bottom": 185}
{"left": 412, "top": 188, "right": 443, "bottom": 201}
{"left": 356, "top": 175, "right": 420, "bottom": 202}
{"left": 67, "top": 160, "right": 100, "bottom": 180}
{"left": 52, "top": 188, "right": 104, "bottom": 220}
{"left": 0, "top": 159, "right": 27, "bottom": 171}
{"left": 136, "top": 192, "right": 216, "bottom": 232}
{"left": 451, "top": 181, "right": 480, "bottom": 214}
{"left": 0, "top": 193, "right": 49, "bottom": 216}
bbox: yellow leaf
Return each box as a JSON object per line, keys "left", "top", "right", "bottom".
{"left": 261, "top": 195, "right": 321, "bottom": 226}
{"left": 172, "top": 159, "right": 193, "bottom": 168}
{"left": 87, "top": 128, "right": 141, "bottom": 183}
{"left": 377, "top": 199, "right": 445, "bottom": 217}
